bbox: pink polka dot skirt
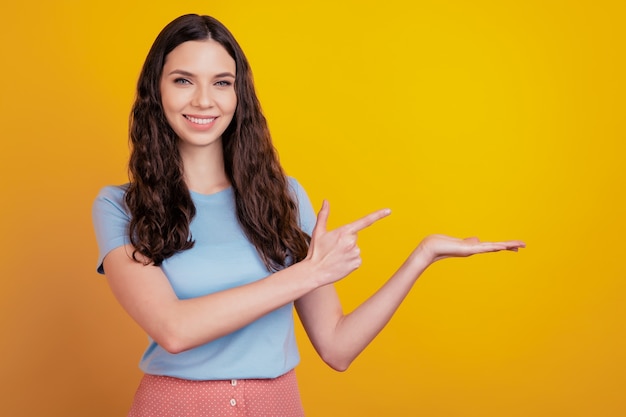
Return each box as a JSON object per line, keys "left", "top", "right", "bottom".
{"left": 127, "top": 369, "right": 305, "bottom": 416}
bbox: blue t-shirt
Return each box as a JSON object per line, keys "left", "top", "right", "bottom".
{"left": 92, "top": 177, "right": 316, "bottom": 380}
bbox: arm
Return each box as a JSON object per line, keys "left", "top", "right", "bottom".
{"left": 102, "top": 200, "right": 390, "bottom": 354}
{"left": 296, "top": 213, "right": 526, "bottom": 371}
{"left": 103, "top": 247, "right": 317, "bottom": 354}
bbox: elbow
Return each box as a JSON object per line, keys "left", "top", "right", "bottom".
{"left": 153, "top": 320, "right": 194, "bottom": 355}
{"left": 159, "top": 337, "right": 187, "bottom": 355}
{"left": 320, "top": 350, "right": 353, "bottom": 372}
{"left": 153, "top": 313, "right": 226, "bottom": 354}
{"left": 328, "top": 361, "right": 351, "bottom": 372}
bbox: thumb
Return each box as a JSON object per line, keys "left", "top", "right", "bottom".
{"left": 310, "top": 200, "right": 330, "bottom": 244}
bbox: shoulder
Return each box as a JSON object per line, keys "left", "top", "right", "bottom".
{"left": 286, "top": 176, "right": 307, "bottom": 198}
{"left": 92, "top": 184, "right": 132, "bottom": 274}
{"left": 95, "top": 184, "right": 129, "bottom": 201}
{"left": 92, "top": 184, "right": 131, "bottom": 220}
{"left": 286, "top": 177, "right": 316, "bottom": 233}
{"left": 286, "top": 176, "right": 311, "bottom": 207}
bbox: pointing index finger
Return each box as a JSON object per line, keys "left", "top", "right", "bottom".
{"left": 345, "top": 208, "right": 392, "bottom": 233}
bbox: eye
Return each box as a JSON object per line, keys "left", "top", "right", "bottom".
{"left": 215, "top": 80, "right": 233, "bottom": 87}
{"left": 174, "top": 78, "right": 191, "bottom": 85}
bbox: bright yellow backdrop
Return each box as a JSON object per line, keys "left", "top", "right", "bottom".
{"left": 1, "top": 1, "right": 624, "bottom": 416}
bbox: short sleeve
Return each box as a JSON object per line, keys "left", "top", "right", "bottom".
{"left": 92, "top": 185, "right": 131, "bottom": 274}
{"left": 287, "top": 177, "right": 316, "bottom": 235}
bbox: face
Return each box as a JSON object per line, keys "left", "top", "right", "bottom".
{"left": 160, "top": 39, "right": 237, "bottom": 152}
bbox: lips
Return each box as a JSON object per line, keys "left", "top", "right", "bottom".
{"left": 184, "top": 115, "right": 217, "bottom": 125}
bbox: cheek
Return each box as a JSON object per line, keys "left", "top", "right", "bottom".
{"left": 161, "top": 89, "right": 179, "bottom": 112}
{"left": 160, "top": 81, "right": 189, "bottom": 110}
{"left": 160, "top": 100, "right": 177, "bottom": 126}
{"left": 227, "top": 93, "right": 238, "bottom": 114}
{"left": 159, "top": 92, "right": 180, "bottom": 129}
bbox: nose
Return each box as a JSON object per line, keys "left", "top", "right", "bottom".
{"left": 191, "top": 86, "right": 213, "bottom": 108}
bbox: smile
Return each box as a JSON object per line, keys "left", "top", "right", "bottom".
{"left": 184, "top": 115, "right": 216, "bottom": 125}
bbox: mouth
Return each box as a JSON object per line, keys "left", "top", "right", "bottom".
{"left": 184, "top": 115, "right": 217, "bottom": 125}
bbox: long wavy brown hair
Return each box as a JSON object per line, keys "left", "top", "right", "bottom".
{"left": 126, "top": 14, "right": 310, "bottom": 271}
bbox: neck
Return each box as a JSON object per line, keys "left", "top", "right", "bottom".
{"left": 179, "top": 141, "right": 230, "bottom": 195}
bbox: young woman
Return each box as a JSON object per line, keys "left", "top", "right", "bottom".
{"left": 93, "top": 14, "right": 525, "bottom": 416}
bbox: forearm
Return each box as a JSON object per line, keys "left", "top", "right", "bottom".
{"left": 170, "top": 202, "right": 391, "bottom": 352}
{"left": 168, "top": 260, "right": 319, "bottom": 352}
{"left": 311, "top": 233, "right": 525, "bottom": 370}
{"left": 104, "top": 246, "right": 322, "bottom": 354}
{"left": 328, "top": 249, "right": 431, "bottom": 369}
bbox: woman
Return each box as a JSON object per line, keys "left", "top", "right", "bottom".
{"left": 93, "top": 14, "right": 525, "bottom": 416}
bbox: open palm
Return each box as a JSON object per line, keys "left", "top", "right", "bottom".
{"left": 417, "top": 234, "right": 526, "bottom": 263}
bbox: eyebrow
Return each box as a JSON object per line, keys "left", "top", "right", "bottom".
{"left": 167, "top": 69, "right": 236, "bottom": 78}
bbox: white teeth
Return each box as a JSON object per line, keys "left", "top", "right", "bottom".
{"left": 185, "top": 115, "right": 215, "bottom": 125}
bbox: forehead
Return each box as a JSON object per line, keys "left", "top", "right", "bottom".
{"left": 162, "top": 39, "right": 236, "bottom": 74}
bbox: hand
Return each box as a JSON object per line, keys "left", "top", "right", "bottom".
{"left": 415, "top": 234, "right": 526, "bottom": 264}
{"left": 306, "top": 201, "right": 391, "bottom": 286}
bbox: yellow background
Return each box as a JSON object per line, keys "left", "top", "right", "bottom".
{"left": 1, "top": 1, "right": 624, "bottom": 416}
